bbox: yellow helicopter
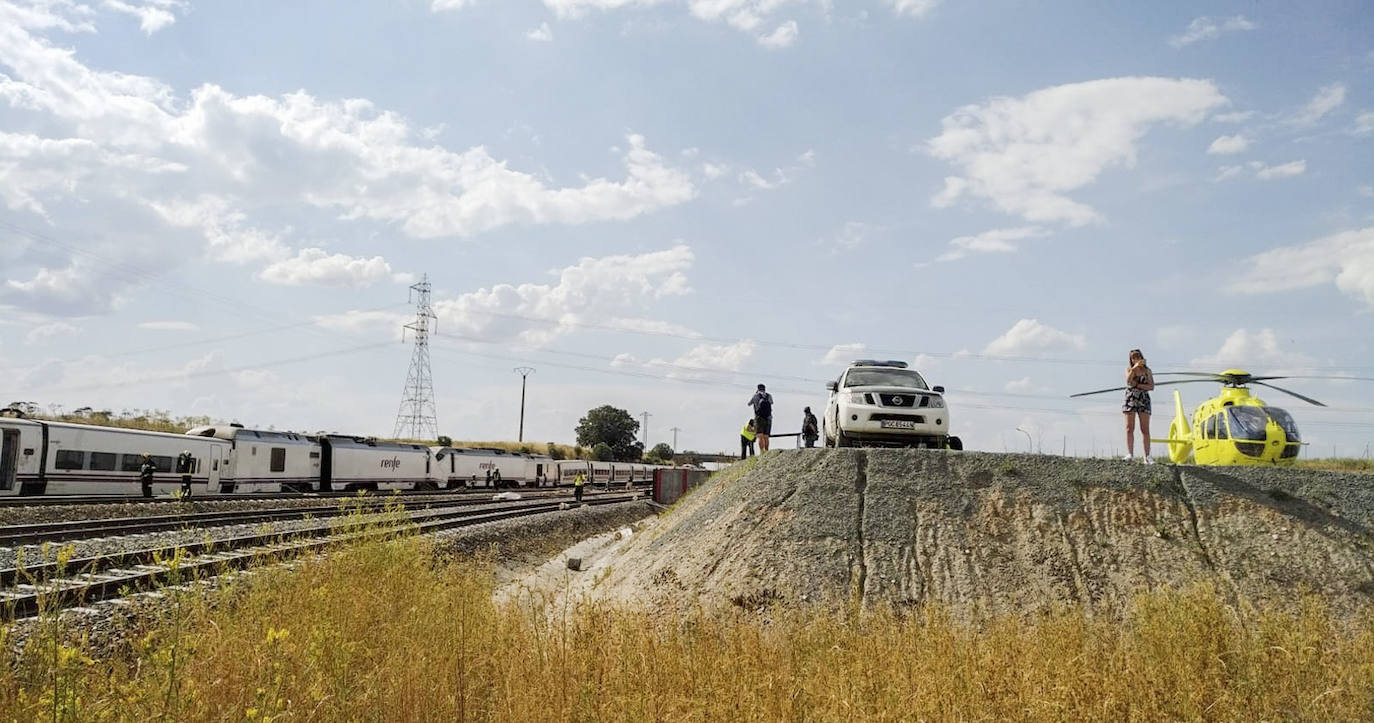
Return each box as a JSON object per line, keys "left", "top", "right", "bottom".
{"left": 1071, "top": 369, "right": 1358, "bottom": 466}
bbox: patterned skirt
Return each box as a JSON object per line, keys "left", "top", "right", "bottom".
{"left": 1123, "top": 389, "right": 1152, "bottom": 414}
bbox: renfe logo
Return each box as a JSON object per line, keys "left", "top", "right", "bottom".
{"left": 379, "top": 457, "right": 402, "bottom": 470}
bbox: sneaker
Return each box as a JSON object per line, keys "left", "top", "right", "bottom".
{"left": 1122, "top": 455, "right": 1134, "bottom": 462}
{"left": 1142, "top": 456, "right": 1155, "bottom": 465}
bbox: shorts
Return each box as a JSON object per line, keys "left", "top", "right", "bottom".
{"left": 754, "top": 415, "right": 772, "bottom": 435}
{"left": 1123, "top": 390, "right": 1152, "bottom": 414}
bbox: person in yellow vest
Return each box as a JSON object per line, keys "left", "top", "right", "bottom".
{"left": 740, "top": 419, "right": 757, "bottom": 460}
{"left": 573, "top": 471, "right": 586, "bottom": 503}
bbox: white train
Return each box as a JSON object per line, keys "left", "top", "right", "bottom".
{"left": 0, "top": 415, "right": 677, "bottom": 496}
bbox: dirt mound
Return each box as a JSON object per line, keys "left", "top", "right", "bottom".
{"left": 591, "top": 450, "right": 1374, "bottom": 617}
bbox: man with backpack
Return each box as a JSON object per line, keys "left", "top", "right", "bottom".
{"left": 801, "top": 407, "right": 819, "bottom": 448}
{"left": 748, "top": 383, "right": 773, "bottom": 452}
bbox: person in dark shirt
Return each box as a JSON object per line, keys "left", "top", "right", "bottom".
{"left": 747, "top": 384, "right": 774, "bottom": 452}
{"left": 139, "top": 454, "right": 155, "bottom": 498}
{"left": 801, "top": 407, "right": 819, "bottom": 448}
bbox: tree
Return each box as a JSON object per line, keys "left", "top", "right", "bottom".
{"left": 591, "top": 442, "right": 614, "bottom": 461}
{"left": 546, "top": 442, "right": 565, "bottom": 460}
{"left": 646, "top": 442, "right": 674, "bottom": 464}
{"left": 575, "top": 405, "right": 641, "bottom": 461}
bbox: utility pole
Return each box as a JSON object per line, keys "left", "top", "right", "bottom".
{"left": 513, "top": 367, "right": 535, "bottom": 442}
{"left": 640, "top": 411, "right": 652, "bottom": 448}
{"left": 393, "top": 275, "right": 438, "bottom": 440}
{"left": 1015, "top": 427, "right": 1032, "bottom": 453}
{"left": 669, "top": 426, "right": 682, "bottom": 451}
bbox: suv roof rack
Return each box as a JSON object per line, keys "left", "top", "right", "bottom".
{"left": 851, "top": 359, "right": 908, "bottom": 369}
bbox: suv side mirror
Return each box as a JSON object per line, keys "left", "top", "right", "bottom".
{"left": 933, "top": 386, "right": 945, "bottom": 394}
{"left": 825, "top": 381, "right": 837, "bottom": 392}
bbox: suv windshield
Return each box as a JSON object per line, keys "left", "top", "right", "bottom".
{"left": 843, "top": 368, "right": 928, "bottom": 389}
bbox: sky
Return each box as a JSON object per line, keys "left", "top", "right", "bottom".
{"left": 2, "top": 0, "right": 1373, "bottom": 458}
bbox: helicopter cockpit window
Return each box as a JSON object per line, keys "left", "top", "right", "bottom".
{"left": 1226, "top": 407, "right": 1268, "bottom": 441}
{"left": 1265, "top": 407, "right": 1300, "bottom": 442}
{"left": 1204, "top": 415, "right": 1221, "bottom": 439}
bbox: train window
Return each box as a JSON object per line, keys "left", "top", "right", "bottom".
{"left": 151, "top": 456, "right": 174, "bottom": 473}
{"left": 212, "top": 458, "right": 219, "bottom": 471}
{"left": 89, "top": 452, "right": 116, "bottom": 471}
{"left": 270, "top": 447, "right": 286, "bottom": 473}
{"left": 121, "top": 455, "right": 143, "bottom": 472}
{"left": 55, "top": 449, "right": 85, "bottom": 470}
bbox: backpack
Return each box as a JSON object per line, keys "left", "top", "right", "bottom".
{"left": 755, "top": 393, "right": 772, "bottom": 418}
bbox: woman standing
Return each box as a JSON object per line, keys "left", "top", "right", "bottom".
{"left": 1123, "top": 349, "right": 1155, "bottom": 463}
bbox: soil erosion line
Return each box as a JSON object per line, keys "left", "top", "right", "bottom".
{"left": 1172, "top": 467, "right": 1215, "bottom": 571}
{"left": 853, "top": 450, "right": 869, "bottom": 607}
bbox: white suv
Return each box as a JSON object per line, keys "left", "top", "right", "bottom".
{"left": 823, "top": 360, "right": 961, "bottom": 449}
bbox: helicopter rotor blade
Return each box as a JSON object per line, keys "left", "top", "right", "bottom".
{"left": 1252, "top": 381, "right": 1326, "bottom": 407}
{"left": 1246, "top": 375, "right": 1374, "bottom": 382}
{"left": 1069, "top": 379, "right": 1214, "bottom": 399}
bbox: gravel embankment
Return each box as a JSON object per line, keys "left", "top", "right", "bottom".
{"left": 587, "top": 449, "right": 1374, "bottom": 619}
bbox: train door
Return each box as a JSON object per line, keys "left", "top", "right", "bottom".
{"left": 535, "top": 462, "right": 545, "bottom": 486}
{"left": 318, "top": 438, "right": 334, "bottom": 492}
{"left": 205, "top": 446, "right": 221, "bottom": 491}
{"left": 1, "top": 429, "right": 17, "bottom": 492}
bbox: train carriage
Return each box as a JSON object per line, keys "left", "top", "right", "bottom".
{"left": 321, "top": 436, "right": 431, "bottom": 492}
{"left": 2, "top": 417, "right": 229, "bottom": 496}
{"left": 187, "top": 425, "right": 318, "bottom": 493}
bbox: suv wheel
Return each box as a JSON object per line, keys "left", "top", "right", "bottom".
{"left": 835, "top": 425, "right": 850, "bottom": 448}
{"left": 947, "top": 436, "right": 963, "bottom": 451}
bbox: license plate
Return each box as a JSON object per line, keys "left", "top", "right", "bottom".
{"left": 880, "top": 420, "right": 916, "bottom": 430}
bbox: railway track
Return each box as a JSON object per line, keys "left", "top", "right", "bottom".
{"left": 0, "top": 487, "right": 613, "bottom": 546}
{"left": 0, "top": 481, "right": 652, "bottom": 507}
{"left": 0, "top": 493, "right": 644, "bottom": 619}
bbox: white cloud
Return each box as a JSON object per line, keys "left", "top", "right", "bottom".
{"left": 1213, "top": 110, "right": 1254, "bottom": 123}
{"left": 937, "top": 226, "right": 1047, "bottom": 262}
{"left": 649, "top": 339, "right": 756, "bottom": 377}
{"left": 825, "top": 221, "right": 877, "bottom": 253}
{"left": 884, "top": 0, "right": 940, "bottom": 18}
{"left": 757, "top": 20, "right": 797, "bottom": 49}
{"left": 469, "top": 1, "right": 934, "bottom": 47}
{"left": 313, "top": 309, "right": 410, "bottom": 338}
{"left": 1359, "top": 185, "right": 1374, "bottom": 199}
{"left": 102, "top": 0, "right": 184, "bottom": 34}
{"left": 1004, "top": 376, "right": 1032, "bottom": 393}
{"left": 1191, "top": 328, "right": 1317, "bottom": 370}
{"left": 431, "top": 245, "right": 694, "bottom": 347}
{"left": 982, "top": 319, "right": 1087, "bottom": 357}
{"left": 821, "top": 343, "right": 866, "bottom": 365}
{"left": 526, "top": 21, "right": 554, "bottom": 41}
{"left": 1214, "top": 165, "right": 1245, "bottom": 182}
{"left": 1291, "top": 83, "right": 1345, "bottom": 126}
{"left": 1228, "top": 227, "right": 1374, "bottom": 307}
{"left": 1252, "top": 159, "right": 1306, "bottom": 180}
{"left": 258, "top": 248, "right": 411, "bottom": 288}
{"left": 1206, "top": 134, "right": 1248, "bottom": 154}
{"left": 1355, "top": 111, "right": 1374, "bottom": 135}
{"left": 25, "top": 321, "right": 77, "bottom": 344}
{"left": 1168, "top": 15, "right": 1256, "bottom": 48}
{"left": 927, "top": 77, "right": 1227, "bottom": 227}
{"left": 702, "top": 162, "right": 728, "bottom": 179}
{"left": 138, "top": 320, "right": 200, "bottom": 332}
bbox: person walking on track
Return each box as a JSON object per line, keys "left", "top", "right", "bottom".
{"left": 139, "top": 454, "right": 155, "bottom": 498}
{"left": 748, "top": 384, "right": 774, "bottom": 452}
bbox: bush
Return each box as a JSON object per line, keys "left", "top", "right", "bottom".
{"left": 547, "top": 442, "right": 565, "bottom": 460}
{"left": 591, "top": 442, "right": 614, "bottom": 461}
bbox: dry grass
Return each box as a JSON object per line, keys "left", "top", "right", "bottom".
{"left": 2, "top": 532, "right": 1372, "bottom": 721}
{"left": 1296, "top": 457, "right": 1374, "bottom": 474}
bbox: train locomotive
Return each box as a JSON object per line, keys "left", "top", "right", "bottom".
{"left": 0, "top": 415, "right": 673, "bottom": 497}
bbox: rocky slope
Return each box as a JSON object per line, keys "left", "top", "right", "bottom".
{"left": 590, "top": 449, "right": 1374, "bottom": 617}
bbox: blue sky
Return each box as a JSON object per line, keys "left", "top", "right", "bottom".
{"left": 2, "top": 0, "right": 1372, "bottom": 457}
